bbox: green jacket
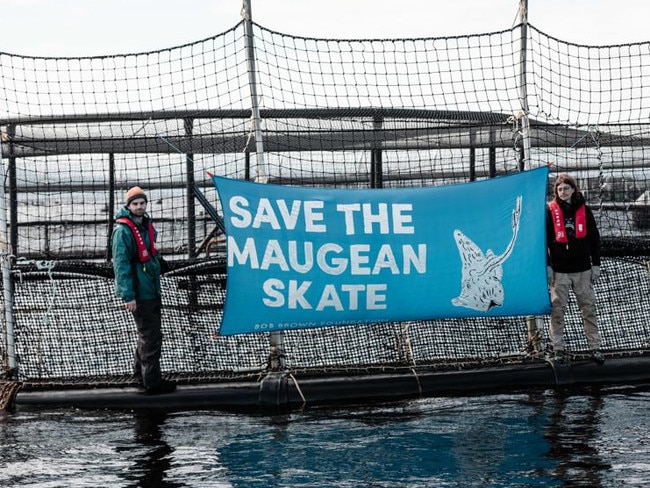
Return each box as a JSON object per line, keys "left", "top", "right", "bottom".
{"left": 111, "top": 206, "right": 162, "bottom": 302}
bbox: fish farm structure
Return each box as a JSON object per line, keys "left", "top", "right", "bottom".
{"left": 2, "top": 1, "right": 650, "bottom": 411}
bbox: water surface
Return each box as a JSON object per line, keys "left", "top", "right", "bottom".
{"left": 1, "top": 385, "right": 649, "bottom": 487}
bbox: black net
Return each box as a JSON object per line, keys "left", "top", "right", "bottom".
{"left": 1, "top": 22, "right": 650, "bottom": 386}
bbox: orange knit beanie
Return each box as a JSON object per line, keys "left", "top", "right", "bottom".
{"left": 125, "top": 186, "right": 147, "bottom": 205}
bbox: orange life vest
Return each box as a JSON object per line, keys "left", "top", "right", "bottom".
{"left": 115, "top": 217, "right": 157, "bottom": 263}
{"left": 548, "top": 200, "right": 586, "bottom": 243}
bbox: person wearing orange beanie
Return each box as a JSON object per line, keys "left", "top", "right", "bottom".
{"left": 111, "top": 186, "right": 176, "bottom": 395}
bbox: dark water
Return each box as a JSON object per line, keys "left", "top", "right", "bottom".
{"left": 1, "top": 385, "right": 649, "bottom": 487}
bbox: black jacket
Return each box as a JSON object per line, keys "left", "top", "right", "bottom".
{"left": 546, "top": 194, "right": 600, "bottom": 273}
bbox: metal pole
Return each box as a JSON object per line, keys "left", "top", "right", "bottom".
{"left": 7, "top": 126, "right": 17, "bottom": 256}
{"left": 242, "top": 0, "right": 285, "bottom": 370}
{"left": 106, "top": 153, "right": 115, "bottom": 260}
{"left": 518, "top": 0, "right": 532, "bottom": 169}
{"left": 242, "top": 0, "right": 268, "bottom": 183}
{"left": 469, "top": 128, "right": 476, "bottom": 181}
{"left": 518, "top": 0, "right": 543, "bottom": 355}
{"left": 370, "top": 115, "right": 384, "bottom": 189}
{"left": 0, "top": 130, "right": 16, "bottom": 374}
{"left": 185, "top": 117, "right": 196, "bottom": 259}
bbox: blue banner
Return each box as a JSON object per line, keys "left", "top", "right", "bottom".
{"left": 212, "top": 166, "right": 551, "bottom": 335}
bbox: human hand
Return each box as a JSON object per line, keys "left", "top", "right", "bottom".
{"left": 125, "top": 300, "right": 137, "bottom": 312}
{"left": 547, "top": 266, "right": 554, "bottom": 285}
{"left": 591, "top": 265, "right": 601, "bottom": 284}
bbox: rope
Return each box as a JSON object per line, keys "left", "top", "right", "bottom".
{"left": 410, "top": 367, "right": 423, "bottom": 396}
{"left": 401, "top": 323, "right": 416, "bottom": 366}
{"left": 288, "top": 372, "right": 307, "bottom": 407}
{"left": 243, "top": 115, "right": 255, "bottom": 153}
{"left": 0, "top": 381, "right": 22, "bottom": 412}
{"left": 507, "top": 110, "right": 527, "bottom": 171}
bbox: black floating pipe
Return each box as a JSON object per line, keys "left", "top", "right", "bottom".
{"left": 14, "top": 355, "right": 650, "bottom": 412}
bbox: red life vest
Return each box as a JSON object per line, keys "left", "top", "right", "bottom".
{"left": 548, "top": 200, "right": 586, "bottom": 243}
{"left": 115, "top": 217, "right": 157, "bottom": 263}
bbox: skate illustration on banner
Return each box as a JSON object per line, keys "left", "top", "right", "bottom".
{"left": 452, "top": 196, "right": 522, "bottom": 312}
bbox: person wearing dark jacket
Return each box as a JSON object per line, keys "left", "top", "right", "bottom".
{"left": 546, "top": 173, "right": 604, "bottom": 365}
{"left": 111, "top": 186, "right": 176, "bottom": 394}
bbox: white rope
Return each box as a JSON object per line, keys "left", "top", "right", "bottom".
{"left": 242, "top": 115, "right": 255, "bottom": 153}
{"left": 507, "top": 110, "right": 527, "bottom": 169}
{"left": 131, "top": 117, "right": 154, "bottom": 138}
{"left": 410, "top": 367, "right": 423, "bottom": 396}
{"left": 569, "top": 124, "right": 599, "bottom": 149}
{"left": 401, "top": 322, "right": 416, "bottom": 366}
{"left": 288, "top": 372, "right": 307, "bottom": 407}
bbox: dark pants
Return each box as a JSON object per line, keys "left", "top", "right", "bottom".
{"left": 131, "top": 297, "right": 163, "bottom": 388}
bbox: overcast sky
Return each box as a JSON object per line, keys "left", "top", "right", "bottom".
{"left": 0, "top": 0, "right": 648, "bottom": 57}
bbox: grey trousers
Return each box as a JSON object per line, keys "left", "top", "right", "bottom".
{"left": 131, "top": 297, "right": 163, "bottom": 388}
{"left": 549, "top": 269, "right": 601, "bottom": 352}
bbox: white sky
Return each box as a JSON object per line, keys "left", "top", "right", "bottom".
{"left": 0, "top": 0, "right": 648, "bottom": 56}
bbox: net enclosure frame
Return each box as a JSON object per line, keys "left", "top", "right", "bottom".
{"left": 1, "top": 13, "right": 650, "bottom": 400}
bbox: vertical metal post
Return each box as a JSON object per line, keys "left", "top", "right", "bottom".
{"left": 242, "top": 0, "right": 284, "bottom": 370}
{"left": 518, "top": 0, "right": 531, "bottom": 169}
{"left": 370, "top": 114, "right": 384, "bottom": 189}
{"left": 469, "top": 128, "right": 476, "bottom": 181}
{"left": 0, "top": 128, "right": 16, "bottom": 374}
{"left": 185, "top": 117, "right": 196, "bottom": 259}
{"left": 469, "top": 148, "right": 476, "bottom": 181}
{"left": 7, "top": 126, "right": 17, "bottom": 256}
{"left": 518, "top": 0, "right": 543, "bottom": 354}
{"left": 489, "top": 126, "right": 497, "bottom": 178}
{"left": 106, "top": 153, "right": 115, "bottom": 260}
{"left": 370, "top": 148, "right": 383, "bottom": 188}
{"left": 184, "top": 117, "right": 200, "bottom": 313}
{"left": 489, "top": 147, "right": 496, "bottom": 178}
{"left": 242, "top": 0, "right": 268, "bottom": 183}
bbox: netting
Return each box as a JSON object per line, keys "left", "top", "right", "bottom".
{"left": 1, "top": 21, "right": 650, "bottom": 387}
